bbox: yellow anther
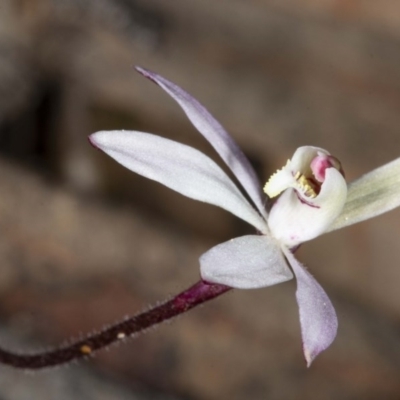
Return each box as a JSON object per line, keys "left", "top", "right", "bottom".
{"left": 295, "top": 173, "right": 317, "bottom": 198}
{"left": 80, "top": 345, "right": 92, "bottom": 354}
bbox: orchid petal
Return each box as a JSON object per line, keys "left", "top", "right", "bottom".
{"left": 90, "top": 130, "right": 267, "bottom": 233}
{"left": 328, "top": 156, "right": 400, "bottom": 232}
{"left": 282, "top": 247, "right": 338, "bottom": 367}
{"left": 200, "top": 235, "right": 293, "bottom": 289}
{"left": 136, "top": 66, "right": 268, "bottom": 220}
{"left": 268, "top": 168, "right": 347, "bottom": 247}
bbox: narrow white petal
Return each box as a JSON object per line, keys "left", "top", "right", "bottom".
{"left": 282, "top": 247, "right": 338, "bottom": 367}
{"left": 90, "top": 130, "right": 267, "bottom": 233}
{"left": 136, "top": 67, "right": 268, "bottom": 220}
{"left": 268, "top": 168, "right": 347, "bottom": 247}
{"left": 328, "top": 157, "right": 400, "bottom": 232}
{"left": 200, "top": 235, "right": 293, "bottom": 289}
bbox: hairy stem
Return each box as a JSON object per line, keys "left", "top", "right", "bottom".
{"left": 0, "top": 280, "right": 231, "bottom": 369}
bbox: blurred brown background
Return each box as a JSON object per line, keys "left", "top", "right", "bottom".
{"left": 1, "top": 0, "right": 400, "bottom": 399}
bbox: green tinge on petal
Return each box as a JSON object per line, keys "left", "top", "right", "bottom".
{"left": 328, "top": 157, "right": 400, "bottom": 232}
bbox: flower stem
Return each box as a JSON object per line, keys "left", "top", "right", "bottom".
{"left": 0, "top": 280, "right": 231, "bottom": 369}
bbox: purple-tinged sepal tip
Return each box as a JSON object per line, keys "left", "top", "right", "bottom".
{"left": 283, "top": 247, "right": 338, "bottom": 366}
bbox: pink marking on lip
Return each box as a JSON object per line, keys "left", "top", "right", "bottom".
{"left": 310, "top": 154, "right": 344, "bottom": 182}
{"left": 310, "top": 155, "right": 331, "bottom": 182}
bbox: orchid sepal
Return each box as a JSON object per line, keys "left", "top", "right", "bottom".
{"left": 282, "top": 247, "right": 338, "bottom": 367}
{"left": 328, "top": 156, "right": 400, "bottom": 232}
{"left": 89, "top": 130, "right": 268, "bottom": 234}
{"left": 135, "top": 66, "right": 269, "bottom": 220}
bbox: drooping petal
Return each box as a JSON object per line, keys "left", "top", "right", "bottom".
{"left": 136, "top": 66, "right": 268, "bottom": 220}
{"left": 200, "top": 235, "right": 293, "bottom": 289}
{"left": 328, "top": 156, "right": 400, "bottom": 232}
{"left": 268, "top": 168, "right": 347, "bottom": 247}
{"left": 282, "top": 247, "right": 338, "bottom": 367}
{"left": 90, "top": 130, "right": 268, "bottom": 233}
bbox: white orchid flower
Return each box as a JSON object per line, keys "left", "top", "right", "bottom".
{"left": 89, "top": 67, "right": 400, "bottom": 366}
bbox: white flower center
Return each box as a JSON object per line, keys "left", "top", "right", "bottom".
{"left": 263, "top": 146, "right": 347, "bottom": 247}
{"left": 263, "top": 151, "right": 343, "bottom": 201}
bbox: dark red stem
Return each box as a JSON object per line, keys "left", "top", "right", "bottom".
{"left": 0, "top": 280, "right": 231, "bottom": 369}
